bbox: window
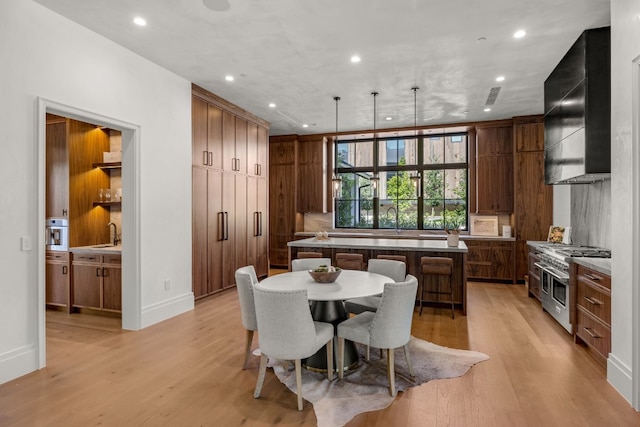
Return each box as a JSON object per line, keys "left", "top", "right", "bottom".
{"left": 335, "top": 133, "right": 468, "bottom": 231}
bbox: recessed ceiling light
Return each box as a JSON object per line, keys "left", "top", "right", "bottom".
{"left": 514, "top": 29, "right": 526, "bottom": 39}
{"left": 496, "top": 76, "right": 505, "bottom": 82}
{"left": 476, "top": 37, "right": 487, "bottom": 43}
{"left": 302, "top": 124, "right": 309, "bottom": 128}
{"left": 350, "top": 55, "right": 361, "bottom": 63}
{"left": 133, "top": 17, "right": 147, "bottom": 26}
{"left": 268, "top": 103, "right": 276, "bottom": 108}
{"left": 225, "top": 75, "right": 234, "bottom": 82}
{"left": 385, "top": 117, "right": 392, "bottom": 121}
{"left": 484, "top": 108, "right": 491, "bottom": 112}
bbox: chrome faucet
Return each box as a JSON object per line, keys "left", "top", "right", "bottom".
{"left": 107, "top": 222, "right": 120, "bottom": 246}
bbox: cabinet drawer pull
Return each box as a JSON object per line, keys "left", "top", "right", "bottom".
{"left": 584, "top": 273, "right": 601, "bottom": 281}
{"left": 583, "top": 327, "right": 602, "bottom": 339}
{"left": 583, "top": 296, "right": 602, "bottom": 305}
{"left": 62, "top": 266, "right": 68, "bottom": 275}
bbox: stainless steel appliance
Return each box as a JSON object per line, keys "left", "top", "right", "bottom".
{"left": 45, "top": 218, "right": 68, "bottom": 251}
{"left": 534, "top": 243, "right": 611, "bottom": 334}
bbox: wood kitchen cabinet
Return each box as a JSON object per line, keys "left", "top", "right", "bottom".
{"left": 514, "top": 117, "right": 553, "bottom": 281}
{"left": 465, "top": 239, "right": 514, "bottom": 282}
{"left": 45, "top": 251, "right": 70, "bottom": 311}
{"left": 574, "top": 264, "right": 611, "bottom": 366}
{"left": 71, "top": 252, "right": 121, "bottom": 313}
{"left": 46, "top": 116, "right": 69, "bottom": 218}
{"left": 475, "top": 124, "right": 513, "bottom": 214}
{"left": 269, "top": 136, "right": 297, "bottom": 267}
{"left": 297, "top": 135, "right": 327, "bottom": 213}
{"left": 192, "top": 85, "right": 269, "bottom": 299}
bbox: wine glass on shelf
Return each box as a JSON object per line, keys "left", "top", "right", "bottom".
{"left": 98, "top": 189, "right": 104, "bottom": 203}
{"left": 105, "top": 189, "right": 111, "bottom": 203}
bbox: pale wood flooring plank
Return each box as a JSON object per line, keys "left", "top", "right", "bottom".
{"left": 0, "top": 278, "right": 638, "bottom": 426}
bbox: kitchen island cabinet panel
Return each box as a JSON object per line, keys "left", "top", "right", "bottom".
{"left": 465, "top": 239, "right": 514, "bottom": 282}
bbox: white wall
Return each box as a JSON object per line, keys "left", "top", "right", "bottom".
{"left": 0, "top": 0, "right": 193, "bottom": 384}
{"left": 609, "top": 0, "right": 639, "bottom": 407}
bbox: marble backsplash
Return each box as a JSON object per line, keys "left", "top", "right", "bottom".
{"left": 570, "top": 180, "right": 611, "bottom": 249}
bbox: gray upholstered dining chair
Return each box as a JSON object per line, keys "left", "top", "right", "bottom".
{"left": 291, "top": 257, "right": 332, "bottom": 272}
{"left": 234, "top": 265, "right": 259, "bottom": 370}
{"left": 343, "top": 259, "right": 407, "bottom": 315}
{"left": 253, "top": 287, "right": 334, "bottom": 410}
{"left": 337, "top": 275, "right": 418, "bottom": 397}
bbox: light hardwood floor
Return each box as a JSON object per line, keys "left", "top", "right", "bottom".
{"left": 1, "top": 279, "right": 638, "bottom": 426}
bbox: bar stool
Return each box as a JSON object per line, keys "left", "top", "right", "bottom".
{"left": 297, "top": 251, "right": 323, "bottom": 259}
{"left": 335, "top": 253, "right": 364, "bottom": 270}
{"left": 419, "top": 256, "right": 454, "bottom": 318}
{"left": 376, "top": 254, "right": 407, "bottom": 264}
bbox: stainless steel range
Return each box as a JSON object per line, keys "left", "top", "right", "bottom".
{"left": 533, "top": 243, "right": 611, "bottom": 334}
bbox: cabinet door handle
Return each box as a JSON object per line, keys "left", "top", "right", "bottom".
{"left": 62, "top": 209, "right": 68, "bottom": 217}
{"left": 102, "top": 267, "right": 108, "bottom": 278}
{"left": 583, "top": 296, "right": 603, "bottom": 305}
{"left": 208, "top": 152, "right": 213, "bottom": 166}
{"left": 96, "top": 267, "right": 101, "bottom": 277}
{"left": 224, "top": 212, "right": 229, "bottom": 240}
{"left": 217, "top": 212, "right": 225, "bottom": 241}
{"left": 259, "top": 212, "right": 263, "bottom": 236}
{"left": 62, "top": 266, "right": 68, "bottom": 275}
{"left": 203, "top": 151, "right": 208, "bottom": 166}
{"left": 583, "top": 327, "right": 602, "bottom": 339}
{"left": 584, "top": 273, "right": 601, "bottom": 281}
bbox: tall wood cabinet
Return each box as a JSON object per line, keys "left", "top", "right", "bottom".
{"left": 269, "top": 136, "right": 297, "bottom": 267}
{"left": 476, "top": 123, "right": 514, "bottom": 214}
{"left": 192, "top": 85, "right": 269, "bottom": 299}
{"left": 514, "top": 117, "right": 553, "bottom": 281}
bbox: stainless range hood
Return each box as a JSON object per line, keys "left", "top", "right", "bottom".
{"left": 543, "top": 27, "right": 610, "bottom": 185}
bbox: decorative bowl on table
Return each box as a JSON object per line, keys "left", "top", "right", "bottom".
{"left": 308, "top": 265, "right": 342, "bottom": 283}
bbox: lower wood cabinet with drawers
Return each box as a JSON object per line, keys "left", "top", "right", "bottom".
{"left": 574, "top": 263, "right": 611, "bottom": 366}
{"left": 71, "top": 252, "right": 122, "bottom": 313}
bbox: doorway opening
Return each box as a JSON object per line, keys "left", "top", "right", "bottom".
{"left": 37, "top": 98, "right": 142, "bottom": 369}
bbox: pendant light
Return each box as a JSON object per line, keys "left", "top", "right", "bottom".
{"left": 409, "top": 87, "right": 421, "bottom": 196}
{"left": 331, "top": 96, "right": 342, "bottom": 199}
{"left": 370, "top": 91, "right": 380, "bottom": 196}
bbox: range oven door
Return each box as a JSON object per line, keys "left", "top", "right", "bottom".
{"left": 538, "top": 266, "right": 572, "bottom": 334}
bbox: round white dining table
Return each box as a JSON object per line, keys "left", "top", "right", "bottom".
{"left": 257, "top": 269, "right": 393, "bottom": 372}
{"left": 257, "top": 269, "right": 391, "bottom": 301}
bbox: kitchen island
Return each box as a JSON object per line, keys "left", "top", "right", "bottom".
{"left": 288, "top": 237, "right": 469, "bottom": 315}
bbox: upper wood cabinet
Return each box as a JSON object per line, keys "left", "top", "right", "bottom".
{"left": 514, "top": 119, "right": 545, "bottom": 152}
{"left": 476, "top": 124, "right": 513, "bottom": 214}
{"left": 46, "top": 117, "right": 69, "bottom": 218}
{"left": 297, "top": 136, "right": 327, "bottom": 213}
{"left": 269, "top": 136, "right": 297, "bottom": 267}
{"left": 247, "top": 123, "right": 268, "bottom": 177}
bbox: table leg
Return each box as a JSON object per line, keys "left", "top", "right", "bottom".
{"left": 303, "top": 301, "right": 359, "bottom": 372}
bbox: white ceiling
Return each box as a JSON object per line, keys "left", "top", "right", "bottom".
{"left": 34, "top": 0, "right": 611, "bottom": 136}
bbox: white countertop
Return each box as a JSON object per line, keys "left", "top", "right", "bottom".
{"left": 289, "top": 236, "right": 468, "bottom": 253}
{"left": 70, "top": 244, "right": 122, "bottom": 255}
{"left": 572, "top": 258, "right": 611, "bottom": 276}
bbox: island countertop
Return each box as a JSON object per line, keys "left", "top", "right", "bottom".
{"left": 288, "top": 237, "right": 468, "bottom": 252}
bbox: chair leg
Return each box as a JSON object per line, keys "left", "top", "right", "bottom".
{"left": 450, "top": 276, "right": 455, "bottom": 319}
{"left": 253, "top": 353, "right": 268, "bottom": 399}
{"left": 326, "top": 338, "right": 334, "bottom": 381}
{"left": 386, "top": 348, "right": 396, "bottom": 397}
{"left": 338, "top": 337, "right": 345, "bottom": 379}
{"left": 419, "top": 275, "right": 424, "bottom": 316}
{"left": 365, "top": 344, "right": 370, "bottom": 362}
{"left": 295, "top": 359, "right": 304, "bottom": 411}
{"left": 403, "top": 344, "right": 415, "bottom": 378}
{"left": 243, "top": 329, "right": 254, "bottom": 370}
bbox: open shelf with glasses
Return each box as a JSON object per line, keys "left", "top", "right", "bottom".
{"left": 93, "top": 201, "right": 121, "bottom": 207}
{"left": 92, "top": 161, "right": 121, "bottom": 169}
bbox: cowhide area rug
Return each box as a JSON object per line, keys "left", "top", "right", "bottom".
{"left": 269, "top": 336, "right": 489, "bottom": 427}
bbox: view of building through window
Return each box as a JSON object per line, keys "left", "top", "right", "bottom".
{"left": 335, "top": 133, "right": 468, "bottom": 231}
